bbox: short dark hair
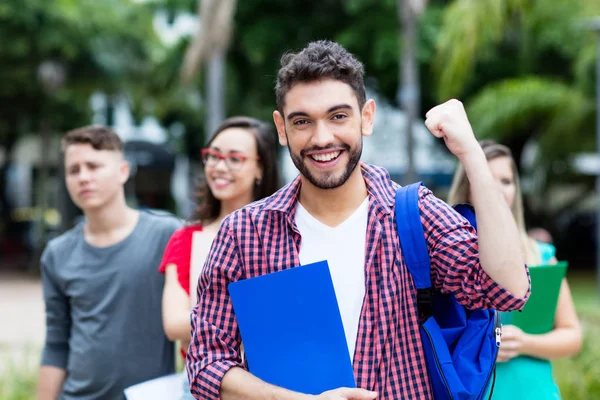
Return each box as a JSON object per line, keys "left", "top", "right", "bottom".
{"left": 275, "top": 40, "right": 366, "bottom": 113}
{"left": 62, "top": 125, "right": 123, "bottom": 152}
{"left": 191, "top": 116, "right": 281, "bottom": 224}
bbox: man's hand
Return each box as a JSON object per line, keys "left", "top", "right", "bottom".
{"left": 425, "top": 99, "right": 480, "bottom": 160}
{"left": 315, "top": 388, "right": 378, "bottom": 400}
{"left": 497, "top": 325, "right": 525, "bottom": 362}
{"left": 38, "top": 366, "right": 66, "bottom": 400}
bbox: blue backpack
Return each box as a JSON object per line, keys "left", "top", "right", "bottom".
{"left": 395, "top": 182, "right": 501, "bottom": 400}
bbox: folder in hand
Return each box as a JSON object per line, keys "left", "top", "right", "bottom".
{"left": 228, "top": 260, "right": 356, "bottom": 395}
{"left": 502, "top": 261, "right": 568, "bottom": 334}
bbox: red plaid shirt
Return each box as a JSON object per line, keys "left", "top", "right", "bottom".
{"left": 187, "top": 163, "right": 529, "bottom": 399}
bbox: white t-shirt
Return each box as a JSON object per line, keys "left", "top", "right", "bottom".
{"left": 189, "top": 230, "right": 217, "bottom": 306}
{"left": 295, "top": 198, "right": 369, "bottom": 362}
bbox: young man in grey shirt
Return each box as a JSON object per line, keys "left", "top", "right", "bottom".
{"left": 38, "top": 126, "right": 181, "bottom": 400}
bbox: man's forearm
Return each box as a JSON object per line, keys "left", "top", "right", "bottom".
{"left": 220, "top": 367, "right": 312, "bottom": 400}
{"left": 38, "top": 365, "right": 66, "bottom": 400}
{"left": 459, "top": 149, "right": 529, "bottom": 298}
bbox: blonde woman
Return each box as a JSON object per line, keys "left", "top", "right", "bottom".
{"left": 448, "top": 140, "right": 582, "bottom": 399}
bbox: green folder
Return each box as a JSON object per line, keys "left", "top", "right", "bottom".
{"left": 501, "top": 261, "right": 568, "bottom": 335}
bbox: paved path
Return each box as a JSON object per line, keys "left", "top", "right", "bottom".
{"left": 0, "top": 271, "right": 44, "bottom": 372}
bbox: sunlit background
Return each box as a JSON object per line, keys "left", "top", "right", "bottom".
{"left": 1, "top": 0, "right": 599, "bottom": 398}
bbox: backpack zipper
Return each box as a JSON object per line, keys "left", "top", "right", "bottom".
{"left": 477, "top": 311, "right": 502, "bottom": 400}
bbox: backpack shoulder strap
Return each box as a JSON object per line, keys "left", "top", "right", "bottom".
{"left": 394, "top": 182, "right": 432, "bottom": 290}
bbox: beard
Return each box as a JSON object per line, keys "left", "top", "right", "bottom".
{"left": 286, "top": 131, "right": 363, "bottom": 190}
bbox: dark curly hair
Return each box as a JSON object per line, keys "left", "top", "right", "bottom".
{"left": 275, "top": 40, "right": 366, "bottom": 113}
{"left": 191, "top": 116, "right": 280, "bottom": 224}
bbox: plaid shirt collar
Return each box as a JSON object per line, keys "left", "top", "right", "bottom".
{"left": 262, "top": 162, "right": 397, "bottom": 222}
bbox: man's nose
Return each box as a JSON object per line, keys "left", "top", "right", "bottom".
{"left": 311, "top": 120, "right": 335, "bottom": 147}
{"left": 78, "top": 168, "right": 91, "bottom": 182}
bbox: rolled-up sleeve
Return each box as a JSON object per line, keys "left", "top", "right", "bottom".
{"left": 40, "top": 249, "right": 71, "bottom": 369}
{"left": 418, "top": 186, "right": 530, "bottom": 311}
{"left": 186, "top": 218, "right": 245, "bottom": 400}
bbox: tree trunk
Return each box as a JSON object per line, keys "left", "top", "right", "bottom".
{"left": 204, "top": 48, "right": 226, "bottom": 142}
{"left": 398, "top": 0, "right": 420, "bottom": 185}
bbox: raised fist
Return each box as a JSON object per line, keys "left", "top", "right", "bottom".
{"left": 424, "top": 99, "right": 479, "bottom": 159}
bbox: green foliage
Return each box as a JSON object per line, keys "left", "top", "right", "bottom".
{"left": 434, "top": 0, "right": 600, "bottom": 221}
{"left": 553, "top": 274, "right": 600, "bottom": 400}
{"left": 0, "top": 368, "right": 37, "bottom": 400}
{"left": 467, "top": 77, "right": 593, "bottom": 150}
{"left": 228, "top": 0, "right": 395, "bottom": 121}
{"left": 434, "top": 0, "right": 515, "bottom": 101}
{"left": 434, "top": 0, "right": 596, "bottom": 101}
{"left": 0, "top": 351, "right": 38, "bottom": 400}
{"left": 0, "top": 0, "right": 163, "bottom": 145}
{"left": 221, "top": 0, "right": 446, "bottom": 126}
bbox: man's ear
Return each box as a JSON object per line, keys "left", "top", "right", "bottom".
{"left": 119, "top": 160, "right": 131, "bottom": 184}
{"left": 361, "top": 99, "right": 376, "bottom": 137}
{"left": 273, "top": 110, "right": 288, "bottom": 147}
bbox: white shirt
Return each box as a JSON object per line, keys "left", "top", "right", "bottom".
{"left": 189, "top": 230, "right": 216, "bottom": 306}
{"left": 295, "top": 198, "right": 369, "bottom": 362}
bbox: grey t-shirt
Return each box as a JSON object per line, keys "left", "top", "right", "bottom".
{"left": 40, "top": 210, "right": 181, "bottom": 400}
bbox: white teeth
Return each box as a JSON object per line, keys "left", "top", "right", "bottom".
{"left": 214, "top": 178, "right": 229, "bottom": 185}
{"left": 311, "top": 151, "right": 341, "bottom": 162}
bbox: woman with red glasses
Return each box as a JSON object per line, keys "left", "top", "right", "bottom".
{"left": 158, "top": 116, "right": 280, "bottom": 399}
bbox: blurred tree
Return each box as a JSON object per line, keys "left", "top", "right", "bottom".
{"left": 149, "top": 0, "right": 449, "bottom": 149}
{"left": 217, "top": 0, "right": 445, "bottom": 118}
{"left": 398, "top": 0, "right": 429, "bottom": 184}
{"left": 434, "top": 0, "right": 600, "bottom": 249}
{"left": 434, "top": 0, "right": 598, "bottom": 165}
{"left": 0, "top": 0, "right": 167, "bottom": 261}
{"left": 0, "top": 0, "right": 161, "bottom": 143}
{"left": 181, "top": 0, "right": 237, "bottom": 137}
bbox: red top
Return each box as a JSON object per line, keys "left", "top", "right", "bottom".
{"left": 159, "top": 224, "right": 204, "bottom": 294}
{"left": 159, "top": 224, "right": 203, "bottom": 359}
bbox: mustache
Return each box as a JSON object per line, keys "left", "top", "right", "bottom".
{"left": 300, "top": 143, "right": 350, "bottom": 157}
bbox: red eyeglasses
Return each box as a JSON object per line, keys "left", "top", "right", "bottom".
{"left": 200, "top": 148, "right": 259, "bottom": 171}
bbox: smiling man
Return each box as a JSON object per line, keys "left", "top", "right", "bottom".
{"left": 38, "top": 126, "right": 180, "bottom": 400}
{"left": 187, "top": 41, "right": 530, "bottom": 400}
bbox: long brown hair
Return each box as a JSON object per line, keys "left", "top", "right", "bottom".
{"left": 191, "top": 116, "right": 280, "bottom": 224}
{"left": 448, "top": 140, "right": 541, "bottom": 265}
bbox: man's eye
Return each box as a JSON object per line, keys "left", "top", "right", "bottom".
{"left": 332, "top": 114, "right": 347, "bottom": 120}
{"left": 293, "top": 119, "right": 309, "bottom": 126}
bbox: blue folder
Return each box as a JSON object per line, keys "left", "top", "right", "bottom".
{"left": 228, "top": 260, "right": 356, "bottom": 395}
